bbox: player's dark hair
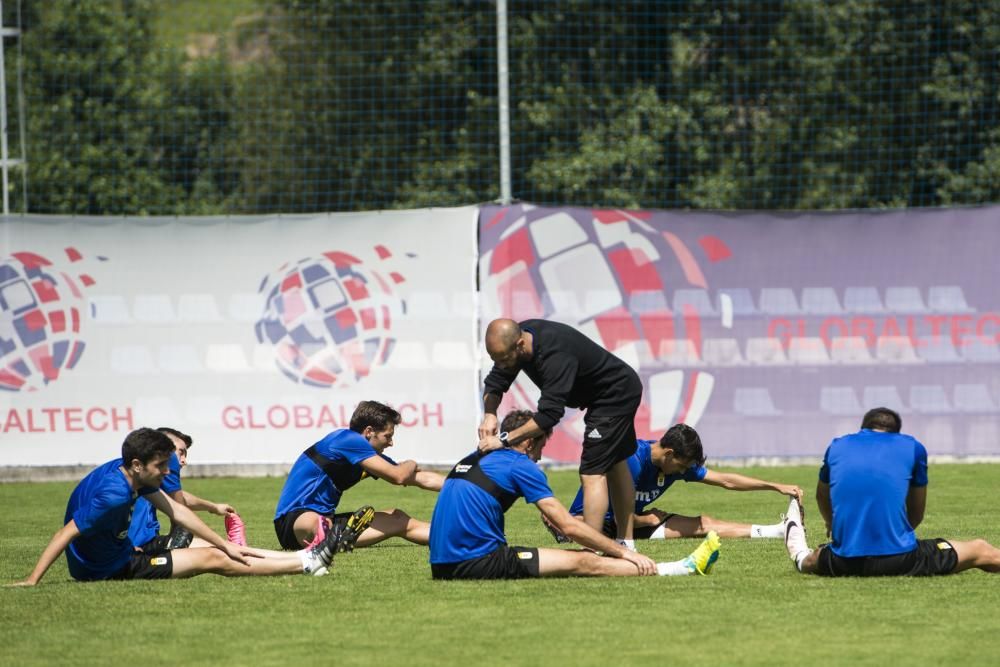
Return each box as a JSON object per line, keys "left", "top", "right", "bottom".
{"left": 861, "top": 407, "right": 902, "bottom": 433}
{"left": 350, "top": 400, "right": 402, "bottom": 433}
{"left": 121, "top": 428, "right": 175, "bottom": 465}
{"left": 156, "top": 426, "right": 193, "bottom": 450}
{"left": 499, "top": 409, "right": 552, "bottom": 446}
{"left": 660, "top": 423, "right": 706, "bottom": 466}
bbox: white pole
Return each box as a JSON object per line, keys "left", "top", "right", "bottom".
{"left": 496, "top": 0, "right": 512, "bottom": 205}
{"left": 0, "top": 0, "right": 9, "bottom": 215}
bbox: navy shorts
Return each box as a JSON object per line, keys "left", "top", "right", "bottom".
{"left": 431, "top": 545, "right": 541, "bottom": 580}
{"left": 600, "top": 511, "right": 676, "bottom": 540}
{"left": 110, "top": 550, "right": 174, "bottom": 580}
{"left": 274, "top": 509, "right": 354, "bottom": 551}
{"left": 579, "top": 412, "right": 639, "bottom": 475}
{"left": 814, "top": 538, "right": 958, "bottom": 577}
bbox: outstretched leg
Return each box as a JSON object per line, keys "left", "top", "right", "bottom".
{"left": 950, "top": 539, "right": 1000, "bottom": 573}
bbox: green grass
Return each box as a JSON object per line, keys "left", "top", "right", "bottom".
{"left": 153, "top": 0, "right": 262, "bottom": 51}
{"left": 3, "top": 464, "right": 1000, "bottom": 666}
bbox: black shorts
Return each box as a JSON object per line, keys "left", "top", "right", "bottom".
{"left": 600, "top": 512, "right": 675, "bottom": 540}
{"left": 431, "top": 545, "right": 541, "bottom": 580}
{"left": 579, "top": 412, "right": 639, "bottom": 475}
{"left": 137, "top": 535, "right": 172, "bottom": 554}
{"left": 273, "top": 508, "right": 354, "bottom": 551}
{"left": 110, "top": 551, "right": 175, "bottom": 580}
{"left": 814, "top": 538, "right": 958, "bottom": 577}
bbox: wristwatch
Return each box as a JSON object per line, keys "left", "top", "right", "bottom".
{"left": 498, "top": 431, "right": 509, "bottom": 444}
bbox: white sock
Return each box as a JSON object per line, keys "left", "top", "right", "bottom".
{"left": 298, "top": 549, "right": 311, "bottom": 573}
{"left": 750, "top": 522, "right": 785, "bottom": 539}
{"left": 648, "top": 524, "right": 667, "bottom": 540}
{"left": 656, "top": 559, "right": 693, "bottom": 576}
{"left": 793, "top": 549, "right": 813, "bottom": 572}
{"left": 617, "top": 539, "right": 636, "bottom": 552}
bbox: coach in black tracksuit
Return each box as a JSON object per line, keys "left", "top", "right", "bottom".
{"left": 478, "top": 318, "right": 648, "bottom": 549}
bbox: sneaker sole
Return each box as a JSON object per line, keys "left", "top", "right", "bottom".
{"left": 339, "top": 506, "right": 376, "bottom": 552}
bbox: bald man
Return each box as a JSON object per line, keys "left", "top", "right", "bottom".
{"left": 478, "top": 318, "right": 647, "bottom": 551}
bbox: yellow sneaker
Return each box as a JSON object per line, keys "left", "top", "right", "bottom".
{"left": 683, "top": 531, "right": 721, "bottom": 575}
{"left": 337, "top": 505, "right": 376, "bottom": 553}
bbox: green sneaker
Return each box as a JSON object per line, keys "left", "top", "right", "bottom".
{"left": 683, "top": 531, "right": 721, "bottom": 575}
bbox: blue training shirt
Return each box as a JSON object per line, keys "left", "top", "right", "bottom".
{"left": 274, "top": 429, "right": 395, "bottom": 519}
{"left": 64, "top": 459, "right": 159, "bottom": 581}
{"left": 128, "top": 452, "right": 182, "bottom": 547}
{"left": 429, "top": 448, "right": 554, "bottom": 565}
{"left": 819, "top": 429, "right": 928, "bottom": 558}
{"left": 568, "top": 439, "right": 707, "bottom": 517}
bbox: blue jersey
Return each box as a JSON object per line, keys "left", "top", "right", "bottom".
{"left": 64, "top": 459, "right": 159, "bottom": 581}
{"left": 568, "top": 439, "right": 707, "bottom": 517}
{"left": 819, "top": 429, "right": 928, "bottom": 558}
{"left": 274, "top": 429, "right": 395, "bottom": 519}
{"left": 429, "top": 448, "right": 553, "bottom": 565}
{"left": 128, "top": 452, "right": 182, "bottom": 547}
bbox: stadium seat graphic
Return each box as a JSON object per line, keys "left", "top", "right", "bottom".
{"left": 830, "top": 336, "right": 874, "bottom": 365}
{"left": 908, "top": 384, "right": 954, "bottom": 414}
{"left": 801, "top": 287, "right": 844, "bottom": 314}
{"left": 862, "top": 385, "right": 906, "bottom": 411}
{"left": 884, "top": 286, "right": 928, "bottom": 313}
{"left": 875, "top": 336, "right": 922, "bottom": 364}
{"left": 733, "top": 387, "right": 781, "bottom": 416}
{"left": 820, "top": 386, "right": 862, "bottom": 416}
{"left": 953, "top": 384, "right": 998, "bottom": 413}
{"left": 916, "top": 336, "right": 962, "bottom": 363}
{"left": 788, "top": 336, "right": 831, "bottom": 365}
{"left": 759, "top": 287, "right": 800, "bottom": 315}
{"left": 843, "top": 286, "right": 885, "bottom": 314}
{"left": 927, "top": 285, "right": 974, "bottom": 313}
{"left": 702, "top": 338, "right": 745, "bottom": 366}
{"left": 745, "top": 337, "right": 789, "bottom": 365}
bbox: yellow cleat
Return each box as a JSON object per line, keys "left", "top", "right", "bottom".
{"left": 683, "top": 530, "right": 721, "bottom": 575}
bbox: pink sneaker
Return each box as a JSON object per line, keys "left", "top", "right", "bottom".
{"left": 225, "top": 512, "right": 247, "bottom": 546}
{"left": 303, "top": 515, "right": 327, "bottom": 550}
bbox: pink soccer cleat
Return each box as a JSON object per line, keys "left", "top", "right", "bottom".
{"left": 225, "top": 512, "right": 247, "bottom": 546}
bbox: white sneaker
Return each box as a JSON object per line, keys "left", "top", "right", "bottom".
{"left": 782, "top": 498, "right": 809, "bottom": 562}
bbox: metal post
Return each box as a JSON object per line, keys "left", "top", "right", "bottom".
{"left": 0, "top": 0, "right": 24, "bottom": 216}
{"left": 496, "top": 0, "right": 512, "bottom": 205}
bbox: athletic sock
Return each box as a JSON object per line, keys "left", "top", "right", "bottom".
{"left": 648, "top": 524, "right": 667, "bottom": 540}
{"left": 656, "top": 560, "right": 692, "bottom": 576}
{"left": 750, "top": 522, "right": 785, "bottom": 539}
{"left": 793, "top": 549, "right": 813, "bottom": 572}
{"left": 617, "top": 538, "right": 637, "bottom": 552}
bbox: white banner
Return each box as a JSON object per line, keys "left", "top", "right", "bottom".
{"left": 0, "top": 208, "right": 480, "bottom": 465}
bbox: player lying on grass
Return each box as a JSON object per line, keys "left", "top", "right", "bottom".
{"left": 783, "top": 407, "right": 1000, "bottom": 577}
{"left": 273, "top": 400, "right": 445, "bottom": 551}
{"left": 9, "top": 428, "right": 373, "bottom": 586}
{"left": 128, "top": 426, "right": 248, "bottom": 553}
{"left": 429, "top": 410, "right": 720, "bottom": 580}
{"left": 543, "top": 424, "right": 802, "bottom": 544}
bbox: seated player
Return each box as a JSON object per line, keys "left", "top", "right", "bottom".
{"left": 9, "top": 428, "right": 374, "bottom": 586}
{"left": 429, "top": 410, "right": 721, "bottom": 580}
{"left": 784, "top": 407, "right": 1000, "bottom": 577}
{"left": 128, "top": 427, "right": 247, "bottom": 553}
{"left": 274, "top": 400, "right": 445, "bottom": 551}
{"left": 546, "top": 424, "right": 802, "bottom": 544}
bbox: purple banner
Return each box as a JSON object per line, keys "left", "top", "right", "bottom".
{"left": 479, "top": 204, "right": 1000, "bottom": 461}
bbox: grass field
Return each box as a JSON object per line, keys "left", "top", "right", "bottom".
{"left": 2, "top": 464, "right": 999, "bottom": 666}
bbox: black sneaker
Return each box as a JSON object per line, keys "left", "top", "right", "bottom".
{"left": 302, "top": 524, "right": 340, "bottom": 576}
{"left": 165, "top": 526, "right": 193, "bottom": 550}
{"left": 540, "top": 514, "right": 572, "bottom": 544}
{"left": 335, "top": 505, "right": 376, "bottom": 553}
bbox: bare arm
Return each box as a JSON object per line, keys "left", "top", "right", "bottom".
{"left": 536, "top": 497, "right": 655, "bottom": 575}
{"left": 359, "top": 455, "right": 418, "bottom": 486}
{"left": 816, "top": 481, "right": 832, "bottom": 537}
{"left": 906, "top": 485, "right": 926, "bottom": 529}
{"left": 148, "top": 491, "right": 254, "bottom": 564}
{"left": 701, "top": 470, "right": 803, "bottom": 501}
{"left": 479, "top": 416, "right": 546, "bottom": 454}
{"left": 179, "top": 489, "right": 236, "bottom": 516}
{"left": 478, "top": 393, "right": 503, "bottom": 439}
{"left": 410, "top": 469, "right": 445, "bottom": 491}
{"left": 9, "top": 520, "right": 81, "bottom": 586}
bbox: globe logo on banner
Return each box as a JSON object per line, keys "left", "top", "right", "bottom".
{"left": 480, "top": 206, "right": 733, "bottom": 462}
{"left": 0, "top": 248, "right": 98, "bottom": 392}
{"left": 255, "top": 246, "right": 406, "bottom": 388}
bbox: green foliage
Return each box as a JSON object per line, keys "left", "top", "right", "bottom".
{"left": 9, "top": 1, "right": 1000, "bottom": 213}
{"left": 3, "top": 465, "right": 1000, "bottom": 665}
